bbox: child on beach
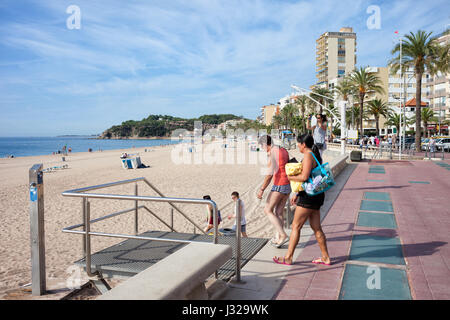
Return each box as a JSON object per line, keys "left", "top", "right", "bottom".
{"left": 227, "top": 191, "right": 247, "bottom": 238}
{"left": 203, "top": 195, "right": 222, "bottom": 234}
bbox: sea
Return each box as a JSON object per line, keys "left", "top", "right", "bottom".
{"left": 0, "top": 136, "right": 181, "bottom": 158}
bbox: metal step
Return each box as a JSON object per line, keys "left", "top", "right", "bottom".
{"left": 75, "top": 230, "right": 267, "bottom": 282}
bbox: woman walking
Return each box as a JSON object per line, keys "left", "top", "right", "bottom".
{"left": 273, "top": 133, "right": 331, "bottom": 266}
{"left": 257, "top": 135, "right": 291, "bottom": 248}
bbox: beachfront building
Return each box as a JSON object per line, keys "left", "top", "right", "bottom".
{"left": 356, "top": 66, "right": 430, "bottom": 136}
{"left": 316, "top": 27, "right": 357, "bottom": 89}
{"left": 217, "top": 119, "right": 246, "bottom": 131}
{"left": 278, "top": 94, "right": 301, "bottom": 110}
{"left": 424, "top": 31, "right": 450, "bottom": 134}
{"left": 260, "top": 104, "right": 280, "bottom": 126}
{"left": 388, "top": 67, "right": 430, "bottom": 134}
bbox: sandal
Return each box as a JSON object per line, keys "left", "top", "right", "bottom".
{"left": 273, "top": 256, "right": 292, "bottom": 265}
{"left": 276, "top": 237, "right": 289, "bottom": 248}
{"left": 312, "top": 258, "right": 331, "bottom": 266}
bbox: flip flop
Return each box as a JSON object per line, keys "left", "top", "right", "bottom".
{"left": 273, "top": 257, "right": 292, "bottom": 266}
{"left": 312, "top": 258, "right": 331, "bottom": 266}
{"left": 276, "top": 237, "right": 289, "bottom": 248}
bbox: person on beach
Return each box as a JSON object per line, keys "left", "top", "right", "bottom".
{"left": 307, "top": 114, "right": 327, "bottom": 157}
{"left": 227, "top": 191, "right": 247, "bottom": 238}
{"left": 203, "top": 195, "right": 222, "bottom": 233}
{"left": 273, "top": 133, "right": 331, "bottom": 266}
{"left": 257, "top": 135, "right": 291, "bottom": 248}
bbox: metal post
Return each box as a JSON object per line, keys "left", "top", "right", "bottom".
{"left": 339, "top": 101, "right": 347, "bottom": 155}
{"left": 82, "top": 198, "right": 86, "bottom": 258}
{"left": 170, "top": 208, "right": 174, "bottom": 232}
{"left": 390, "top": 144, "right": 393, "bottom": 160}
{"left": 212, "top": 203, "right": 218, "bottom": 279}
{"left": 284, "top": 201, "right": 291, "bottom": 229}
{"left": 134, "top": 183, "right": 138, "bottom": 235}
{"left": 399, "top": 37, "right": 403, "bottom": 160}
{"left": 232, "top": 199, "right": 243, "bottom": 283}
{"left": 85, "top": 200, "right": 96, "bottom": 277}
{"left": 29, "top": 164, "right": 46, "bottom": 296}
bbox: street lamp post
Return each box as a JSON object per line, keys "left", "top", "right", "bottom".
{"left": 399, "top": 36, "right": 403, "bottom": 160}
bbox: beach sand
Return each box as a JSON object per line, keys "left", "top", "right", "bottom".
{"left": 0, "top": 141, "right": 330, "bottom": 295}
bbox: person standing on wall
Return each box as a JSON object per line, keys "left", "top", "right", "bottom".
{"left": 308, "top": 114, "right": 327, "bottom": 157}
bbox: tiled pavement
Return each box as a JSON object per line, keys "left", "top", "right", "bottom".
{"left": 275, "top": 159, "right": 450, "bottom": 300}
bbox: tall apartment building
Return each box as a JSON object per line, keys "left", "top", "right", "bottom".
{"left": 425, "top": 31, "right": 450, "bottom": 132}
{"left": 316, "top": 27, "right": 357, "bottom": 89}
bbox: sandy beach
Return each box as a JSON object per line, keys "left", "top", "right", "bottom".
{"left": 0, "top": 141, "right": 332, "bottom": 294}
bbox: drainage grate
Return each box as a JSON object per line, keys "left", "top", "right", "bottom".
{"left": 75, "top": 230, "right": 268, "bottom": 281}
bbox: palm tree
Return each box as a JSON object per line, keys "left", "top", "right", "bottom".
{"left": 366, "top": 99, "right": 392, "bottom": 136}
{"left": 334, "top": 77, "right": 355, "bottom": 102}
{"left": 389, "top": 30, "right": 441, "bottom": 151}
{"left": 412, "top": 107, "right": 438, "bottom": 138}
{"left": 385, "top": 113, "right": 413, "bottom": 136}
{"left": 272, "top": 114, "right": 283, "bottom": 130}
{"left": 346, "top": 105, "right": 369, "bottom": 130}
{"left": 295, "top": 95, "right": 308, "bottom": 132}
{"left": 280, "top": 103, "right": 299, "bottom": 131}
{"left": 310, "top": 87, "right": 332, "bottom": 114}
{"left": 348, "top": 66, "right": 385, "bottom": 138}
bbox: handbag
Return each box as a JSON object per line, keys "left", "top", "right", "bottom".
{"left": 301, "top": 152, "right": 335, "bottom": 196}
{"left": 315, "top": 143, "right": 324, "bottom": 150}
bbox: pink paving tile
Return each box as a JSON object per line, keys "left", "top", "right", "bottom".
{"left": 304, "top": 287, "right": 337, "bottom": 300}
{"left": 431, "top": 293, "right": 450, "bottom": 300}
{"left": 425, "top": 275, "right": 450, "bottom": 288}
{"left": 275, "top": 286, "right": 307, "bottom": 300}
{"left": 413, "top": 290, "right": 434, "bottom": 300}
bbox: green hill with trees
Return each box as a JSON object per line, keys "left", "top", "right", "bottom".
{"left": 102, "top": 114, "right": 244, "bottom": 138}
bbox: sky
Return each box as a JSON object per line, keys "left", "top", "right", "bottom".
{"left": 0, "top": 0, "right": 449, "bottom": 136}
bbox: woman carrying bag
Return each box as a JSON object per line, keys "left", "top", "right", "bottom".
{"left": 273, "top": 133, "right": 332, "bottom": 266}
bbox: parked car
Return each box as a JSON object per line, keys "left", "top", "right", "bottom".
{"left": 435, "top": 138, "right": 450, "bottom": 152}
{"left": 421, "top": 138, "right": 431, "bottom": 151}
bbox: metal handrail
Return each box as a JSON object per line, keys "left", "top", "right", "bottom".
{"left": 61, "top": 178, "right": 220, "bottom": 279}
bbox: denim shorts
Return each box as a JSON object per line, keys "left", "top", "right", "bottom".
{"left": 271, "top": 184, "right": 292, "bottom": 195}
{"left": 232, "top": 224, "right": 246, "bottom": 233}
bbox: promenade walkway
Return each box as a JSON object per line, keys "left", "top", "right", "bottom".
{"left": 275, "top": 159, "right": 450, "bottom": 300}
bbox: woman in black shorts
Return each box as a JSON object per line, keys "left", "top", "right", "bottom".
{"left": 273, "top": 134, "right": 331, "bottom": 266}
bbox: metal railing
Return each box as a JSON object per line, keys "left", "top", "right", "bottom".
{"left": 61, "top": 177, "right": 224, "bottom": 279}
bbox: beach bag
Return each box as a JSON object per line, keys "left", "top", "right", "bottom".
{"left": 285, "top": 162, "right": 303, "bottom": 192}
{"left": 301, "top": 152, "right": 335, "bottom": 196}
